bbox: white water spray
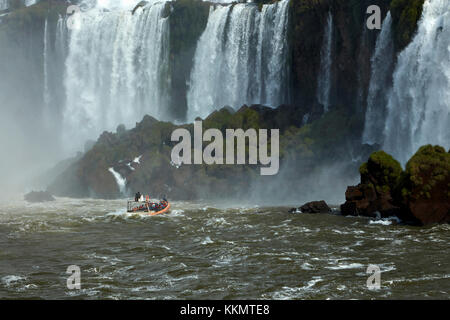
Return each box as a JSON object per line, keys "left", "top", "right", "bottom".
{"left": 383, "top": 0, "right": 450, "bottom": 164}
{"left": 108, "top": 167, "right": 127, "bottom": 195}
{"left": 187, "top": 0, "right": 290, "bottom": 121}
{"left": 362, "top": 12, "right": 394, "bottom": 145}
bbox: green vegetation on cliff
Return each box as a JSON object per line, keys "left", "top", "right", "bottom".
{"left": 48, "top": 102, "right": 364, "bottom": 200}
{"left": 0, "top": 0, "right": 67, "bottom": 31}
{"left": 390, "top": 0, "right": 425, "bottom": 50}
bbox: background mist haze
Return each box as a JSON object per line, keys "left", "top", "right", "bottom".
{"left": 0, "top": 25, "right": 66, "bottom": 197}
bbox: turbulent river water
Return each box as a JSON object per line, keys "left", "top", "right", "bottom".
{"left": 0, "top": 197, "right": 449, "bottom": 299}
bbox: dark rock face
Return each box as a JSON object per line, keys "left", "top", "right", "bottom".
{"left": 341, "top": 151, "right": 402, "bottom": 218}
{"left": 168, "top": 0, "right": 210, "bottom": 121}
{"left": 289, "top": 201, "right": 331, "bottom": 214}
{"left": 24, "top": 191, "right": 55, "bottom": 203}
{"left": 300, "top": 200, "right": 332, "bottom": 213}
{"left": 341, "top": 146, "right": 449, "bottom": 225}
{"left": 289, "top": 0, "right": 392, "bottom": 111}
{"left": 341, "top": 183, "right": 400, "bottom": 218}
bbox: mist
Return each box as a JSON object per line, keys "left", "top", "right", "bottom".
{"left": 0, "top": 16, "right": 63, "bottom": 197}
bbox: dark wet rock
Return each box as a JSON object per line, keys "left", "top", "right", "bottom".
{"left": 289, "top": 201, "right": 331, "bottom": 214}
{"left": 300, "top": 200, "right": 332, "bottom": 213}
{"left": 24, "top": 191, "right": 55, "bottom": 203}
{"left": 345, "top": 186, "right": 363, "bottom": 201}
{"left": 132, "top": 1, "right": 148, "bottom": 15}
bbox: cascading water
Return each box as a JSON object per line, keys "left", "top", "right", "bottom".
{"left": 383, "top": 0, "right": 450, "bottom": 164}
{"left": 55, "top": 15, "right": 67, "bottom": 72}
{"left": 108, "top": 167, "right": 127, "bottom": 195}
{"left": 63, "top": 1, "right": 170, "bottom": 153}
{"left": 24, "top": 0, "right": 38, "bottom": 6}
{"left": 187, "top": 0, "right": 290, "bottom": 121}
{"left": 362, "top": 12, "right": 394, "bottom": 146}
{"left": 317, "top": 11, "right": 333, "bottom": 112}
{"left": 43, "top": 18, "right": 50, "bottom": 111}
{"left": 0, "top": 0, "right": 8, "bottom": 11}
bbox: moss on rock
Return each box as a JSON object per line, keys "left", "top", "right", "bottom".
{"left": 397, "top": 145, "right": 449, "bottom": 200}
{"left": 343, "top": 145, "right": 449, "bottom": 225}
{"left": 390, "top": 0, "right": 425, "bottom": 50}
{"left": 360, "top": 150, "right": 402, "bottom": 193}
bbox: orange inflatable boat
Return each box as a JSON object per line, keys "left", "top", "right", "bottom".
{"left": 148, "top": 202, "right": 171, "bottom": 216}
{"left": 127, "top": 199, "right": 170, "bottom": 216}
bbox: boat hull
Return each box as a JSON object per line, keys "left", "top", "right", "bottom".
{"left": 148, "top": 203, "right": 170, "bottom": 216}
{"left": 127, "top": 201, "right": 170, "bottom": 216}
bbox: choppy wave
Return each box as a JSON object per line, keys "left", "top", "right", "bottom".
{"left": 0, "top": 197, "right": 448, "bottom": 299}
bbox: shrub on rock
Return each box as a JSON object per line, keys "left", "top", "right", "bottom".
{"left": 341, "top": 145, "right": 449, "bottom": 226}
{"left": 395, "top": 145, "right": 450, "bottom": 225}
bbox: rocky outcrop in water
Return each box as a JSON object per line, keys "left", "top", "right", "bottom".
{"left": 24, "top": 191, "right": 55, "bottom": 203}
{"left": 290, "top": 200, "right": 331, "bottom": 214}
{"left": 341, "top": 145, "right": 449, "bottom": 225}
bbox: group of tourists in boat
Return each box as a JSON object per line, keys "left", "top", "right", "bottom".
{"left": 127, "top": 191, "right": 170, "bottom": 216}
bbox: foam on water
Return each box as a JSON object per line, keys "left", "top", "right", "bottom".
{"left": 325, "top": 263, "right": 365, "bottom": 270}
{"left": 1, "top": 275, "right": 27, "bottom": 287}
{"left": 0, "top": 198, "right": 448, "bottom": 299}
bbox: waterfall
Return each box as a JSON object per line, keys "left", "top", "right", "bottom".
{"left": 317, "top": 12, "right": 333, "bottom": 112}
{"left": 187, "top": 0, "right": 290, "bottom": 121}
{"left": 108, "top": 167, "right": 127, "bottom": 195}
{"left": 383, "top": 0, "right": 450, "bottom": 164}
{"left": 55, "top": 15, "right": 67, "bottom": 59}
{"left": 362, "top": 12, "right": 394, "bottom": 146}
{"left": 80, "top": 0, "right": 149, "bottom": 10}
{"left": 43, "top": 18, "right": 50, "bottom": 112}
{"left": 0, "top": 0, "right": 8, "bottom": 11}
{"left": 63, "top": 2, "right": 170, "bottom": 153}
